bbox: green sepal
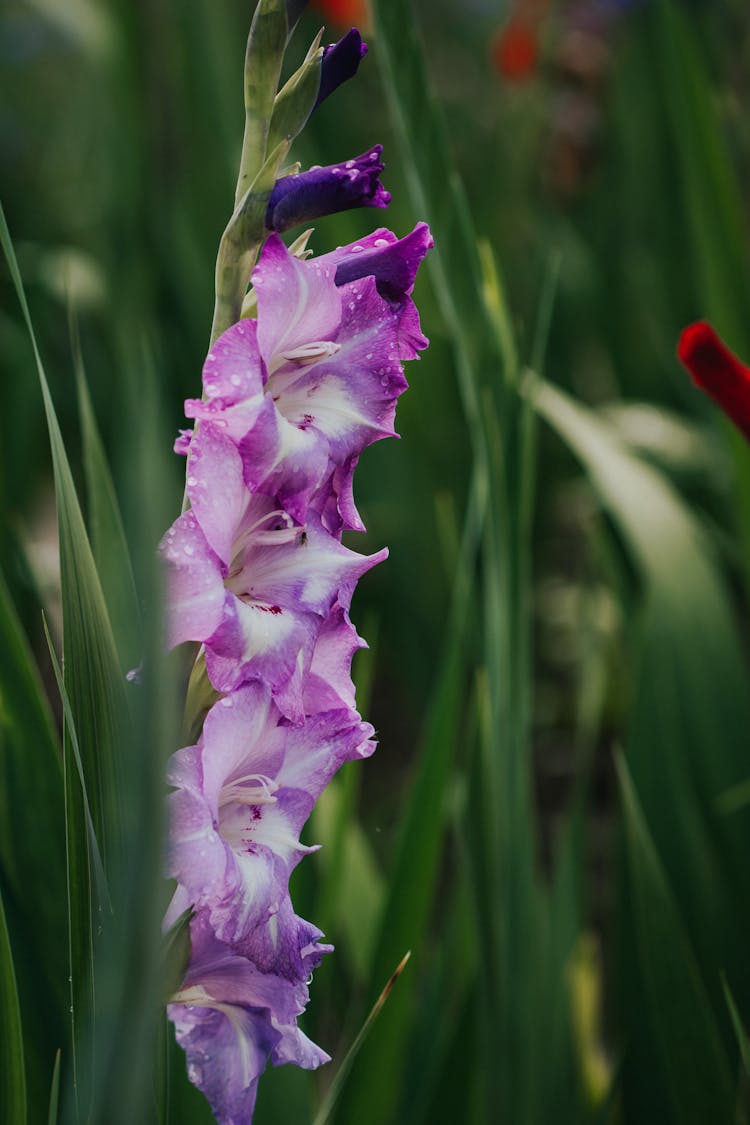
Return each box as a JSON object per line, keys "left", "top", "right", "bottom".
{"left": 162, "top": 908, "right": 194, "bottom": 1003}
{"left": 182, "top": 651, "right": 219, "bottom": 745}
{"left": 211, "top": 136, "right": 291, "bottom": 343}
{"left": 267, "top": 30, "right": 324, "bottom": 155}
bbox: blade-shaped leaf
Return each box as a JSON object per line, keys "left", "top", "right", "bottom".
{"left": 74, "top": 334, "right": 141, "bottom": 672}
{"left": 1, "top": 201, "right": 128, "bottom": 1117}
{"left": 0, "top": 203, "right": 126, "bottom": 855}
{"left": 0, "top": 885, "right": 27, "bottom": 1125}
{"left": 0, "top": 564, "right": 68, "bottom": 1122}
{"left": 617, "top": 753, "right": 735, "bottom": 1124}
{"left": 47, "top": 1050, "right": 61, "bottom": 1125}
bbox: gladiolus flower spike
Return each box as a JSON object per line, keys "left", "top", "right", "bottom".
{"left": 677, "top": 320, "right": 750, "bottom": 443}
{"left": 161, "top": 173, "right": 431, "bottom": 1125}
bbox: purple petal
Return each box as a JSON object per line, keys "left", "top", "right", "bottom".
{"left": 323, "top": 222, "right": 433, "bottom": 302}
{"left": 265, "top": 147, "right": 390, "bottom": 234}
{"left": 314, "top": 29, "right": 368, "bottom": 110}
{"left": 169, "top": 999, "right": 270, "bottom": 1125}
{"left": 204, "top": 590, "right": 317, "bottom": 717}
{"left": 186, "top": 421, "right": 248, "bottom": 566}
{"left": 159, "top": 511, "right": 225, "bottom": 649}
{"left": 311, "top": 454, "right": 363, "bottom": 535}
{"left": 280, "top": 709, "right": 375, "bottom": 801}
{"left": 199, "top": 684, "right": 285, "bottom": 811}
{"left": 202, "top": 317, "right": 264, "bottom": 401}
{"left": 185, "top": 320, "right": 266, "bottom": 445}
{"left": 253, "top": 234, "right": 341, "bottom": 365}
{"left": 304, "top": 604, "right": 366, "bottom": 715}
{"left": 239, "top": 395, "right": 330, "bottom": 525}
{"left": 319, "top": 223, "right": 433, "bottom": 361}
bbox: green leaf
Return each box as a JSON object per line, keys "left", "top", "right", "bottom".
{"left": 333, "top": 458, "right": 486, "bottom": 1124}
{"left": 47, "top": 1050, "right": 61, "bottom": 1125}
{"left": 653, "top": 0, "right": 750, "bottom": 583}
{"left": 721, "top": 974, "right": 750, "bottom": 1082}
{"left": 74, "top": 333, "right": 141, "bottom": 671}
{"left": 43, "top": 615, "right": 111, "bottom": 919}
{"left": 312, "top": 953, "right": 412, "bottom": 1125}
{"left": 75, "top": 344, "right": 181, "bottom": 1125}
{"left": 0, "top": 563, "right": 65, "bottom": 958}
{"left": 0, "top": 203, "right": 126, "bottom": 852}
{"left": 371, "top": 0, "right": 507, "bottom": 440}
{"left": 1, "top": 200, "right": 128, "bottom": 1116}
{"left": 311, "top": 780, "right": 385, "bottom": 981}
{"left": 0, "top": 562, "right": 67, "bottom": 1125}
{"left": 162, "top": 908, "right": 193, "bottom": 1003}
{"left": 616, "top": 753, "right": 735, "bottom": 1124}
{"left": 0, "top": 885, "right": 26, "bottom": 1125}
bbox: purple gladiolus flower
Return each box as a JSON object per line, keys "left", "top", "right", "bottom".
{"left": 166, "top": 682, "right": 373, "bottom": 955}
{"left": 314, "top": 29, "right": 368, "bottom": 110}
{"left": 265, "top": 146, "right": 390, "bottom": 233}
{"left": 182, "top": 231, "right": 427, "bottom": 534}
{"left": 160, "top": 472, "right": 385, "bottom": 716}
{"left": 169, "top": 912, "right": 329, "bottom": 1125}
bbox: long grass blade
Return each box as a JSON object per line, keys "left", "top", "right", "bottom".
{"left": 312, "top": 952, "right": 411, "bottom": 1125}
{"left": 73, "top": 324, "right": 141, "bottom": 672}
{"left": 47, "top": 1050, "right": 61, "bottom": 1125}
{"left": 1, "top": 202, "right": 129, "bottom": 1115}
{"left": 616, "top": 752, "right": 735, "bottom": 1123}
{"left": 0, "top": 884, "right": 27, "bottom": 1125}
{"left": 43, "top": 614, "right": 111, "bottom": 918}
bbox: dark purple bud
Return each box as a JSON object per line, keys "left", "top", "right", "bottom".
{"left": 266, "top": 146, "right": 390, "bottom": 233}
{"left": 332, "top": 222, "right": 434, "bottom": 301}
{"left": 314, "top": 29, "right": 368, "bottom": 110}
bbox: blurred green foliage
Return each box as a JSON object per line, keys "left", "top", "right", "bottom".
{"left": 2, "top": 0, "right": 750, "bottom": 1122}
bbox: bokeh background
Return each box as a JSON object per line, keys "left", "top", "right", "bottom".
{"left": 3, "top": 0, "right": 750, "bottom": 1122}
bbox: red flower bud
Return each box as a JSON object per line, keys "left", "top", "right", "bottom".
{"left": 677, "top": 321, "right": 750, "bottom": 442}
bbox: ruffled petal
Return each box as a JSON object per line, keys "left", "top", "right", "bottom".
{"left": 160, "top": 511, "right": 225, "bottom": 649}
{"left": 253, "top": 234, "right": 341, "bottom": 365}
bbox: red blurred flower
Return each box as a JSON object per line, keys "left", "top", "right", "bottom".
{"left": 492, "top": 20, "right": 538, "bottom": 81}
{"left": 677, "top": 321, "right": 750, "bottom": 442}
{"left": 311, "top": 0, "right": 368, "bottom": 27}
